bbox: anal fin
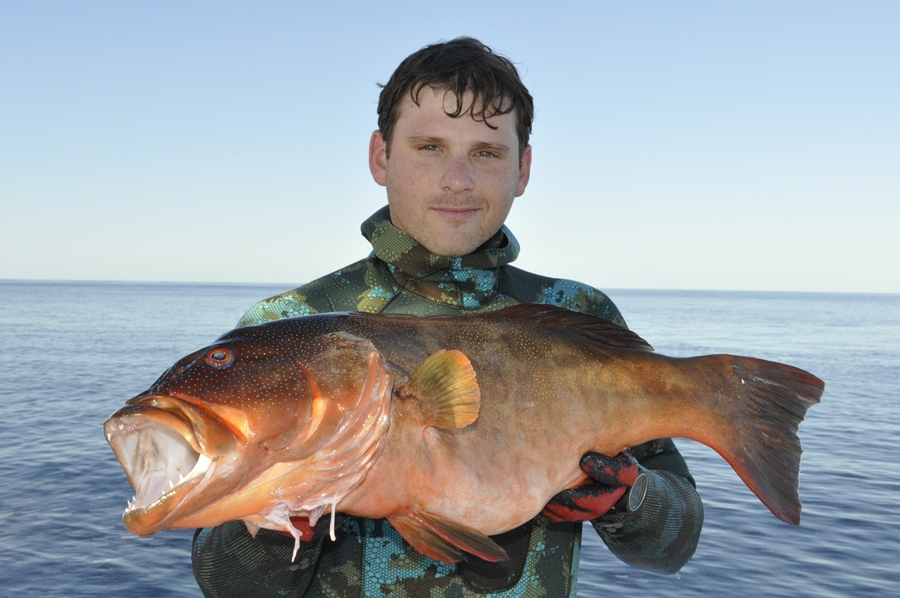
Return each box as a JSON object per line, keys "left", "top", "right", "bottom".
{"left": 388, "top": 508, "right": 508, "bottom": 564}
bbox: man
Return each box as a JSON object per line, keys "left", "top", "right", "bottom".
{"left": 192, "top": 37, "right": 703, "bottom": 597}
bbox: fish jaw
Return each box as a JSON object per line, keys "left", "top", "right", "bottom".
{"left": 104, "top": 402, "right": 221, "bottom": 535}
{"left": 105, "top": 394, "right": 285, "bottom": 536}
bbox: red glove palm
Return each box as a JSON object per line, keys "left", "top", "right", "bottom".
{"left": 542, "top": 452, "right": 643, "bottom": 522}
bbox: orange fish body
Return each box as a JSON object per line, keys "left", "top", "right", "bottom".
{"left": 105, "top": 305, "right": 823, "bottom": 563}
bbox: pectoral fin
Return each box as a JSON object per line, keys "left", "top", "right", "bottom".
{"left": 388, "top": 508, "right": 508, "bottom": 564}
{"left": 400, "top": 350, "right": 480, "bottom": 429}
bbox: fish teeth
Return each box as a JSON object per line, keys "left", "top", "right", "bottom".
{"left": 123, "top": 454, "right": 213, "bottom": 515}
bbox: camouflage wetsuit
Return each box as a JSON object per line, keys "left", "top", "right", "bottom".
{"left": 192, "top": 207, "right": 704, "bottom": 597}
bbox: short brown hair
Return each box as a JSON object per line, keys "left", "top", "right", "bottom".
{"left": 377, "top": 37, "right": 534, "bottom": 160}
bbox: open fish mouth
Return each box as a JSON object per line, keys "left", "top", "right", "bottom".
{"left": 104, "top": 396, "right": 235, "bottom": 534}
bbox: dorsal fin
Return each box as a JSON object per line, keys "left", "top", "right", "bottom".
{"left": 400, "top": 350, "right": 480, "bottom": 429}
{"left": 479, "top": 304, "right": 654, "bottom": 351}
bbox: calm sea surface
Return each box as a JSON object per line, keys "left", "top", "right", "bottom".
{"left": 0, "top": 281, "right": 897, "bottom": 597}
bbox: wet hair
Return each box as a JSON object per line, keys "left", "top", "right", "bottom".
{"left": 377, "top": 37, "right": 534, "bottom": 161}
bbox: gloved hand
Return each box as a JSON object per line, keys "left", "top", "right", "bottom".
{"left": 542, "top": 451, "right": 646, "bottom": 522}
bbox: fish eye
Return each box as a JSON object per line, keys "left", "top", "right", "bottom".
{"left": 204, "top": 347, "right": 234, "bottom": 369}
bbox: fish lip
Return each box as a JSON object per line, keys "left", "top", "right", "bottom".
{"left": 104, "top": 400, "right": 214, "bottom": 535}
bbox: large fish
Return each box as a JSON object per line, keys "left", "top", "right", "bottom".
{"left": 105, "top": 305, "right": 823, "bottom": 563}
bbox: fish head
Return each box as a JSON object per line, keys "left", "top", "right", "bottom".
{"left": 104, "top": 321, "right": 392, "bottom": 536}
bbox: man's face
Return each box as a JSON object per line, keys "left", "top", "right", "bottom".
{"left": 369, "top": 87, "right": 532, "bottom": 257}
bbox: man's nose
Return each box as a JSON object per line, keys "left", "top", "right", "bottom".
{"left": 440, "top": 153, "right": 475, "bottom": 193}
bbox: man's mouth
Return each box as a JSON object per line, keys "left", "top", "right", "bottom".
{"left": 430, "top": 206, "right": 480, "bottom": 220}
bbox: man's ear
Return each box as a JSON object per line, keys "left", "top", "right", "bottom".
{"left": 515, "top": 144, "right": 532, "bottom": 197}
{"left": 369, "top": 130, "right": 388, "bottom": 187}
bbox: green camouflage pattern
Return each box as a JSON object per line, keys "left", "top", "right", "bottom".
{"left": 192, "top": 207, "right": 703, "bottom": 597}
{"left": 237, "top": 207, "right": 626, "bottom": 324}
{"left": 303, "top": 518, "right": 581, "bottom": 597}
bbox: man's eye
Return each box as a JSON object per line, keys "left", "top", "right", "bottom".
{"left": 477, "top": 151, "right": 498, "bottom": 158}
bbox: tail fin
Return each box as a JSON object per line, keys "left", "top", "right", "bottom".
{"left": 709, "top": 356, "right": 823, "bottom": 525}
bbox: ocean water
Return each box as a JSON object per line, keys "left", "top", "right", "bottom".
{"left": 0, "top": 281, "right": 897, "bottom": 597}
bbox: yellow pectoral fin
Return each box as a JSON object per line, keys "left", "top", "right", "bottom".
{"left": 401, "top": 350, "right": 480, "bottom": 430}
{"left": 387, "top": 508, "right": 508, "bottom": 564}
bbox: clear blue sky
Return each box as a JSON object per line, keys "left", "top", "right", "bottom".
{"left": 2, "top": 1, "right": 897, "bottom": 293}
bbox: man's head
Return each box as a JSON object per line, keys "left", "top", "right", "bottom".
{"left": 369, "top": 37, "right": 534, "bottom": 257}
{"left": 376, "top": 37, "right": 534, "bottom": 162}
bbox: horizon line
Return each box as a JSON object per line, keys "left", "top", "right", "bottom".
{"left": 1, "top": 278, "right": 896, "bottom": 297}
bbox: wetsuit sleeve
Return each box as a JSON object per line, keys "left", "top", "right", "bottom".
{"left": 192, "top": 521, "right": 321, "bottom": 597}
{"left": 590, "top": 439, "right": 703, "bottom": 574}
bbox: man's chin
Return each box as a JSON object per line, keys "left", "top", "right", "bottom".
{"left": 421, "top": 234, "right": 484, "bottom": 258}
{"left": 393, "top": 210, "right": 499, "bottom": 257}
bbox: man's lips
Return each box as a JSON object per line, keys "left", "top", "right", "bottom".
{"left": 430, "top": 206, "right": 480, "bottom": 220}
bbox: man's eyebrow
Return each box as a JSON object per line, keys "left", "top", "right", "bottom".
{"left": 406, "top": 135, "right": 446, "bottom": 145}
{"left": 472, "top": 141, "right": 511, "bottom": 153}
